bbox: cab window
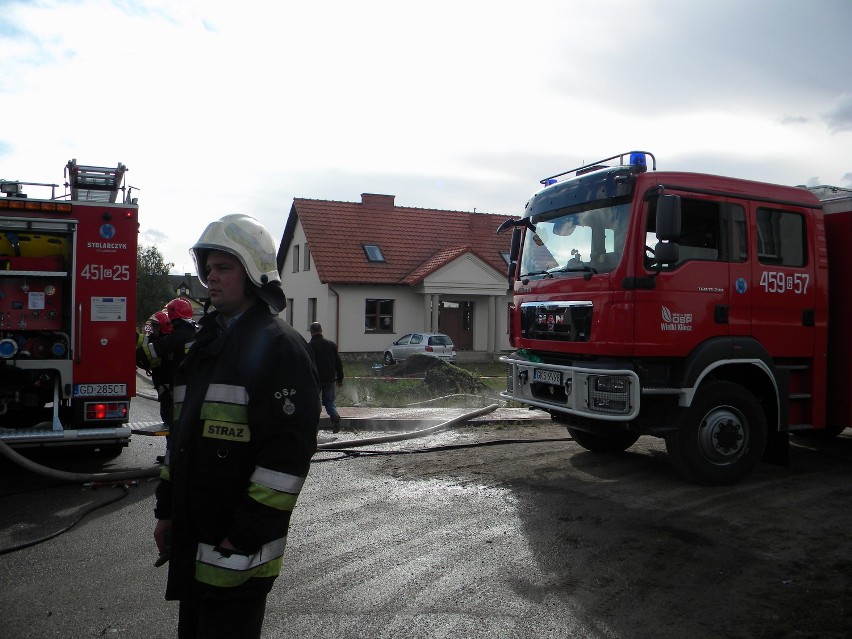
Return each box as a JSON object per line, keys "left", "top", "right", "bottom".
{"left": 756, "top": 209, "right": 806, "bottom": 267}
{"left": 646, "top": 198, "right": 746, "bottom": 266}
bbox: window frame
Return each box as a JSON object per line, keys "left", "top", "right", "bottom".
{"left": 363, "top": 244, "right": 386, "bottom": 263}
{"left": 365, "top": 298, "right": 394, "bottom": 333}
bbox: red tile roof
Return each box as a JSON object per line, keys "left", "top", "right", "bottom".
{"left": 280, "top": 194, "right": 514, "bottom": 285}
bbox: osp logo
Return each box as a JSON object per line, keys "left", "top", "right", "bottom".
{"left": 660, "top": 306, "right": 693, "bottom": 332}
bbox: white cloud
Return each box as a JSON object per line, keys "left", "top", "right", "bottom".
{"left": 0, "top": 0, "right": 850, "bottom": 272}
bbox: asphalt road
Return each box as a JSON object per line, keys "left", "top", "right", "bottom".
{"left": 2, "top": 392, "right": 852, "bottom": 639}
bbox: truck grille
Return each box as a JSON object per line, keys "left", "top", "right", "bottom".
{"left": 519, "top": 301, "right": 592, "bottom": 342}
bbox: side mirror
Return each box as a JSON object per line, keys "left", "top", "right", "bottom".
{"left": 509, "top": 228, "right": 521, "bottom": 262}
{"left": 506, "top": 228, "right": 522, "bottom": 283}
{"left": 654, "top": 242, "right": 680, "bottom": 265}
{"left": 496, "top": 218, "right": 515, "bottom": 234}
{"left": 656, "top": 195, "right": 682, "bottom": 241}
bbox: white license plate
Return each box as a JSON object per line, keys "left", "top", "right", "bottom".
{"left": 74, "top": 383, "right": 127, "bottom": 397}
{"left": 533, "top": 369, "right": 562, "bottom": 385}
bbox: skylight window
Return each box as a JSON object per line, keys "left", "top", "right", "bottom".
{"left": 363, "top": 244, "right": 386, "bottom": 262}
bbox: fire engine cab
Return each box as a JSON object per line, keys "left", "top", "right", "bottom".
{"left": 0, "top": 160, "right": 138, "bottom": 455}
{"left": 499, "top": 152, "right": 852, "bottom": 484}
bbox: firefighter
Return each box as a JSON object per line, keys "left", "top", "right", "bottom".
{"left": 137, "top": 300, "right": 198, "bottom": 430}
{"left": 136, "top": 310, "right": 172, "bottom": 388}
{"left": 153, "top": 214, "right": 320, "bottom": 639}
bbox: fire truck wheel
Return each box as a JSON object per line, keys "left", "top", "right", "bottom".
{"left": 665, "top": 381, "right": 767, "bottom": 485}
{"left": 566, "top": 428, "right": 640, "bottom": 453}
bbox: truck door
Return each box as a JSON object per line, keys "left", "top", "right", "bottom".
{"left": 633, "top": 194, "right": 731, "bottom": 357}
{"left": 748, "top": 203, "right": 815, "bottom": 357}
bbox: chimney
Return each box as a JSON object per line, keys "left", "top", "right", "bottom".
{"left": 361, "top": 193, "right": 395, "bottom": 208}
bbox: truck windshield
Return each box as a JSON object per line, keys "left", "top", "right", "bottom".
{"left": 519, "top": 203, "right": 630, "bottom": 277}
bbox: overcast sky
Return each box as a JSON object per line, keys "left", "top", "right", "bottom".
{"left": 1, "top": 0, "right": 850, "bottom": 274}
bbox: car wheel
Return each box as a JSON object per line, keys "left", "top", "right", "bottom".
{"left": 383, "top": 352, "right": 395, "bottom": 365}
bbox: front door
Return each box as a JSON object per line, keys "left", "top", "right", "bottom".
{"left": 439, "top": 301, "right": 473, "bottom": 350}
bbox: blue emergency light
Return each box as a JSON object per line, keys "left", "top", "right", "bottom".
{"left": 630, "top": 152, "right": 647, "bottom": 167}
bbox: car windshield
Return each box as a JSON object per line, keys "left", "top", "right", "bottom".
{"left": 519, "top": 203, "right": 630, "bottom": 277}
{"left": 429, "top": 336, "right": 452, "bottom": 346}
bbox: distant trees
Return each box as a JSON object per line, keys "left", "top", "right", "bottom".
{"left": 137, "top": 245, "right": 173, "bottom": 327}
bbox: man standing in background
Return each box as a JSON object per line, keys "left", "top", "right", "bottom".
{"left": 308, "top": 322, "right": 344, "bottom": 433}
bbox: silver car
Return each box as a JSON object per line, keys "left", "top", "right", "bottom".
{"left": 383, "top": 332, "right": 457, "bottom": 365}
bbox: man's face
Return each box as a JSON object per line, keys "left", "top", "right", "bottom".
{"left": 204, "top": 250, "right": 253, "bottom": 319}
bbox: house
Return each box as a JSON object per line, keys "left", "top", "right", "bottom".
{"left": 277, "top": 193, "right": 514, "bottom": 360}
{"left": 167, "top": 272, "right": 206, "bottom": 321}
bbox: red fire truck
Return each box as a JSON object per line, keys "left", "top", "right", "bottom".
{"left": 498, "top": 152, "right": 852, "bottom": 484}
{"left": 0, "top": 160, "right": 138, "bottom": 455}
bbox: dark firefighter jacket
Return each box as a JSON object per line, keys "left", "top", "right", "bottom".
{"left": 136, "top": 320, "right": 197, "bottom": 392}
{"left": 308, "top": 334, "right": 344, "bottom": 387}
{"left": 154, "top": 300, "right": 320, "bottom": 601}
{"left": 137, "top": 319, "right": 197, "bottom": 425}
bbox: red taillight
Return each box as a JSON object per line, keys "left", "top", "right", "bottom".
{"left": 85, "top": 401, "right": 128, "bottom": 421}
{"left": 425, "top": 346, "right": 433, "bottom": 352}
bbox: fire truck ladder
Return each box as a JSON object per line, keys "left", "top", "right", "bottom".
{"left": 65, "top": 159, "right": 128, "bottom": 203}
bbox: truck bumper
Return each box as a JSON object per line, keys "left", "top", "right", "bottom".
{"left": 500, "top": 354, "right": 641, "bottom": 421}
{"left": 0, "top": 425, "right": 132, "bottom": 448}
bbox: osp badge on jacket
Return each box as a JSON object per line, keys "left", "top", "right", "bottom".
{"left": 274, "top": 387, "right": 298, "bottom": 417}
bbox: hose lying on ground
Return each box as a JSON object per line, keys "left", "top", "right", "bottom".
{"left": 0, "top": 438, "right": 161, "bottom": 483}
{"left": 317, "top": 403, "right": 500, "bottom": 450}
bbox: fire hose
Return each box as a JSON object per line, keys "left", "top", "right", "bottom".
{"left": 0, "top": 403, "right": 502, "bottom": 480}
{"left": 0, "top": 437, "right": 162, "bottom": 482}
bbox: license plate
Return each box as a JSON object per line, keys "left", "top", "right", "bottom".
{"left": 74, "top": 383, "right": 127, "bottom": 397}
{"left": 533, "top": 369, "right": 562, "bottom": 385}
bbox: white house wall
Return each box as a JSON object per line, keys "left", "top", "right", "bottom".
{"left": 279, "top": 222, "right": 330, "bottom": 340}
{"left": 280, "top": 221, "right": 511, "bottom": 354}
{"left": 336, "top": 285, "right": 424, "bottom": 354}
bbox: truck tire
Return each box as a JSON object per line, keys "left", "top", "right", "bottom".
{"left": 567, "top": 427, "right": 640, "bottom": 453}
{"left": 665, "top": 381, "right": 767, "bottom": 485}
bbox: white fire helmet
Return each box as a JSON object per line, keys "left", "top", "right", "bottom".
{"left": 191, "top": 214, "right": 285, "bottom": 312}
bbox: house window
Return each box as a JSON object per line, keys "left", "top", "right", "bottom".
{"left": 286, "top": 299, "right": 294, "bottom": 325}
{"left": 365, "top": 298, "right": 394, "bottom": 333}
{"left": 307, "top": 298, "right": 317, "bottom": 325}
{"left": 363, "top": 244, "right": 386, "bottom": 262}
{"left": 292, "top": 245, "right": 300, "bottom": 273}
{"left": 303, "top": 244, "right": 311, "bottom": 271}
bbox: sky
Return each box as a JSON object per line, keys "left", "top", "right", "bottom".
{"left": 1, "top": 0, "right": 851, "bottom": 275}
